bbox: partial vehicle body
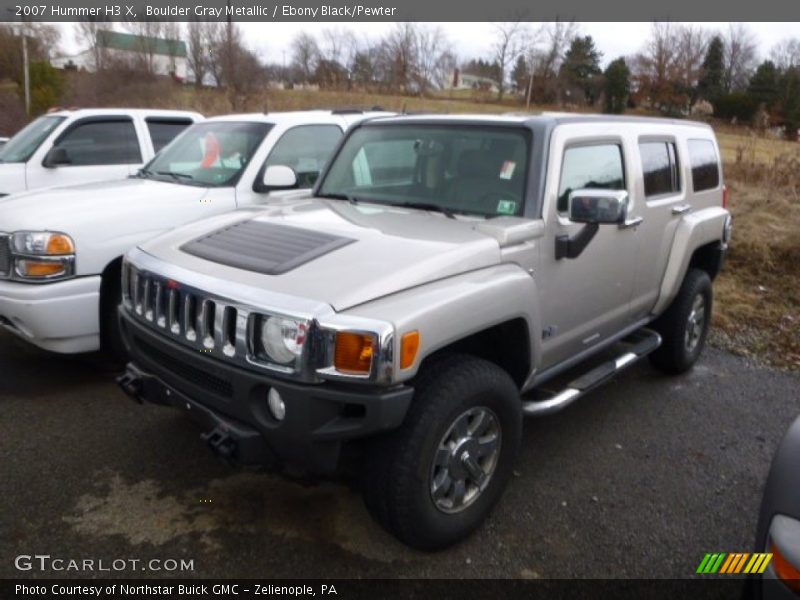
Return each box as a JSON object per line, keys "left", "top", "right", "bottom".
{"left": 752, "top": 415, "right": 800, "bottom": 598}
{"left": 0, "top": 110, "right": 391, "bottom": 354}
{"left": 117, "top": 113, "right": 732, "bottom": 549}
{"left": 0, "top": 108, "right": 202, "bottom": 197}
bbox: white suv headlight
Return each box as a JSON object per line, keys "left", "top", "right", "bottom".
{"left": 8, "top": 231, "right": 75, "bottom": 281}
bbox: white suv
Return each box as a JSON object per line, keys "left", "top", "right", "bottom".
{"left": 0, "top": 110, "right": 390, "bottom": 355}
{"left": 0, "top": 108, "right": 203, "bottom": 197}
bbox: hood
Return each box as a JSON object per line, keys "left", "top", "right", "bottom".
{"left": 141, "top": 197, "right": 504, "bottom": 311}
{"left": 0, "top": 163, "right": 27, "bottom": 196}
{"left": 0, "top": 178, "right": 210, "bottom": 233}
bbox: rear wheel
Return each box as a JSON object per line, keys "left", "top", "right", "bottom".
{"left": 362, "top": 355, "right": 522, "bottom": 551}
{"left": 650, "top": 268, "right": 712, "bottom": 374}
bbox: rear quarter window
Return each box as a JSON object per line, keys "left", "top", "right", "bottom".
{"left": 688, "top": 139, "right": 720, "bottom": 192}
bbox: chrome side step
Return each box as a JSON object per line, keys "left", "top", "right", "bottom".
{"left": 522, "top": 328, "right": 662, "bottom": 417}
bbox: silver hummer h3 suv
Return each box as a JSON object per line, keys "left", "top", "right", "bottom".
{"left": 117, "top": 114, "right": 733, "bottom": 550}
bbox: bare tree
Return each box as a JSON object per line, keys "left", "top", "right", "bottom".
{"left": 187, "top": 21, "right": 213, "bottom": 87}
{"left": 124, "top": 20, "right": 166, "bottom": 75}
{"left": 491, "top": 21, "right": 524, "bottom": 100}
{"left": 723, "top": 24, "right": 758, "bottom": 92}
{"left": 770, "top": 37, "right": 800, "bottom": 70}
{"left": 413, "top": 25, "right": 453, "bottom": 92}
{"left": 290, "top": 32, "right": 319, "bottom": 84}
{"left": 376, "top": 23, "right": 418, "bottom": 93}
{"left": 523, "top": 21, "right": 578, "bottom": 104}
{"left": 74, "top": 18, "right": 109, "bottom": 71}
{"left": 675, "top": 25, "right": 709, "bottom": 89}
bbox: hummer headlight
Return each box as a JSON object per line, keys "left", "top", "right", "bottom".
{"left": 260, "top": 316, "right": 307, "bottom": 365}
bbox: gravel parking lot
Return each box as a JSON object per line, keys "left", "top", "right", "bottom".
{"left": 1, "top": 329, "right": 798, "bottom": 579}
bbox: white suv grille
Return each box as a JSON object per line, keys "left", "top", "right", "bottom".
{"left": 0, "top": 234, "right": 10, "bottom": 278}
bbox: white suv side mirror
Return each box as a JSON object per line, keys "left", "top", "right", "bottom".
{"left": 262, "top": 165, "right": 297, "bottom": 191}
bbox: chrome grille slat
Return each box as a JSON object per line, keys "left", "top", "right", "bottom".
{"left": 168, "top": 288, "right": 180, "bottom": 334}
{"left": 184, "top": 293, "right": 197, "bottom": 341}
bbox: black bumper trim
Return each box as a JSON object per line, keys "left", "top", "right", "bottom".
{"left": 118, "top": 309, "right": 414, "bottom": 474}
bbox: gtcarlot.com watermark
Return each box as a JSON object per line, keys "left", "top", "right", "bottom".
{"left": 14, "top": 554, "right": 195, "bottom": 573}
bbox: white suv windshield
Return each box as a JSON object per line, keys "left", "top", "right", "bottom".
{"left": 318, "top": 124, "right": 530, "bottom": 217}
{"left": 0, "top": 116, "right": 65, "bottom": 163}
{"left": 141, "top": 121, "right": 272, "bottom": 187}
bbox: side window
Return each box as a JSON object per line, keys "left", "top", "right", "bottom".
{"left": 639, "top": 141, "right": 681, "bottom": 197}
{"left": 54, "top": 119, "right": 142, "bottom": 166}
{"left": 688, "top": 139, "right": 720, "bottom": 192}
{"left": 263, "top": 125, "right": 342, "bottom": 189}
{"left": 146, "top": 119, "right": 193, "bottom": 153}
{"left": 558, "top": 144, "right": 625, "bottom": 213}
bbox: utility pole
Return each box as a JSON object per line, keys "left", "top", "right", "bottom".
{"left": 22, "top": 30, "right": 30, "bottom": 115}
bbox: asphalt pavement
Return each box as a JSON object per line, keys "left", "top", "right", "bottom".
{"left": 1, "top": 329, "right": 798, "bottom": 579}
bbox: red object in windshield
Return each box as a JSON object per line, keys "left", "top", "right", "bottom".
{"left": 200, "top": 133, "right": 220, "bottom": 168}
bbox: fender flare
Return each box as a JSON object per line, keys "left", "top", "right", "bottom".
{"left": 653, "top": 206, "right": 729, "bottom": 315}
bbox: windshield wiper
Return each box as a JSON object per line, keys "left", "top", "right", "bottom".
{"left": 394, "top": 201, "right": 456, "bottom": 219}
{"left": 156, "top": 170, "right": 194, "bottom": 181}
{"left": 318, "top": 192, "right": 361, "bottom": 204}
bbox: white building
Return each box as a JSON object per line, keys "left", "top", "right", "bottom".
{"left": 52, "top": 30, "right": 188, "bottom": 81}
{"left": 448, "top": 69, "right": 499, "bottom": 93}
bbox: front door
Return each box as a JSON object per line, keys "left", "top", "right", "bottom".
{"left": 537, "top": 129, "right": 640, "bottom": 370}
{"left": 27, "top": 117, "right": 143, "bottom": 190}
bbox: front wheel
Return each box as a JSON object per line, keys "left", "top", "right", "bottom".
{"left": 650, "top": 268, "right": 713, "bottom": 374}
{"left": 362, "top": 355, "right": 522, "bottom": 551}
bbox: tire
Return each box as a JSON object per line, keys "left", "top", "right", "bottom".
{"left": 649, "top": 268, "right": 713, "bottom": 375}
{"left": 362, "top": 354, "right": 522, "bottom": 551}
{"left": 99, "top": 263, "right": 127, "bottom": 364}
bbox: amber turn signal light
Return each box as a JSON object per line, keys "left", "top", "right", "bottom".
{"left": 17, "top": 260, "right": 65, "bottom": 278}
{"left": 334, "top": 332, "right": 374, "bottom": 374}
{"left": 771, "top": 543, "right": 800, "bottom": 593}
{"left": 46, "top": 234, "right": 75, "bottom": 255}
{"left": 400, "top": 331, "right": 420, "bottom": 369}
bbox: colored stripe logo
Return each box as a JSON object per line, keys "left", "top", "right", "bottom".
{"left": 696, "top": 553, "right": 773, "bottom": 574}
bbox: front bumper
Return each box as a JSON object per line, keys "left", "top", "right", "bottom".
{"left": 0, "top": 275, "right": 101, "bottom": 353}
{"left": 118, "top": 309, "right": 414, "bottom": 475}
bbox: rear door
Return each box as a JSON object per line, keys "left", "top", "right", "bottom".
{"left": 26, "top": 116, "right": 144, "bottom": 189}
{"left": 537, "top": 125, "right": 640, "bottom": 369}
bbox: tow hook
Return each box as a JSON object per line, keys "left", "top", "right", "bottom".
{"left": 116, "top": 370, "right": 143, "bottom": 402}
{"left": 201, "top": 427, "right": 237, "bottom": 462}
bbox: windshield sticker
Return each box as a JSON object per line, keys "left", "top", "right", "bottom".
{"left": 496, "top": 200, "right": 517, "bottom": 215}
{"left": 499, "top": 161, "right": 516, "bottom": 180}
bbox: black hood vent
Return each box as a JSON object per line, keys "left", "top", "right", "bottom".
{"left": 181, "top": 219, "right": 355, "bottom": 275}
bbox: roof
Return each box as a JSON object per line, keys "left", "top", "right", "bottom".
{"left": 47, "top": 108, "right": 202, "bottom": 120}
{"left": 362, "top": 112, "right": 713, "bottom": 130}
{"left": 206, "top": 110, "right": 394, "bottom": 125}
{"left": 96, "top": 30, "right": 187, "bottom": 58}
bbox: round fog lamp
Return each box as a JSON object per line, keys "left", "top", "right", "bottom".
{"left": 267, "top": 388, "right": 286, "bottom": 421}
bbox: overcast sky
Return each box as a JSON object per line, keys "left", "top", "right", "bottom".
{"left": 58, "top": 22, "right": 800, "bottom": 67}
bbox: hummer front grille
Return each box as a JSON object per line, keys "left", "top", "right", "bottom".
{"left": 123, "top": 262, "right": 251, "bottom": 367}
{"left": 0, "top": 234, "right": 10, "bottom": 278}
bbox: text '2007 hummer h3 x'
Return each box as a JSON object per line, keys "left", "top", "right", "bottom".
{"left": 117, "top": 114, "right": 733, "bottom": 550}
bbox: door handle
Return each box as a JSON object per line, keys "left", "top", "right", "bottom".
{"left": 672, "top": 204, "right": 692, "bottom": 215}
{"left": 619, "top": 216, "right": 643, "bottom": 229}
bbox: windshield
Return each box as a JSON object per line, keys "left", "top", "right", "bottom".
{"left": 318, "top": 124, "right": 530, "bottom": 217}
{"left": 0, "top": 116, "right": 65, "bottom": 163}
{"left": 141, "top": 121, "right": 272, "bottom": 187}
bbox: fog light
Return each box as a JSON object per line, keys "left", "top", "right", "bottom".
{"left": 267, "top": 388, "right": 286, "bottom": 421}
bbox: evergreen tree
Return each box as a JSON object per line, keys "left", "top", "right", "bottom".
{"left": 603, "top": 57, "right": 630, "bottom": 114}
{"left": 698, "top": 36, "right": 725, "bottom": 101}
{"left": 748, "top": 60, "right": 780, "bottom": 108}
{"left": 510, "top": 55, "right": 529, "bottom": 95}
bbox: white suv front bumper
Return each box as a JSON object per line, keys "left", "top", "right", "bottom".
{"left": 0, "top": 276, "right": 101, "bottom": 353}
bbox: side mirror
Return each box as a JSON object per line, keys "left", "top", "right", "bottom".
{"left": 43, "top": 146, "right": 71, "bottom": 168}
{"left": 568, "top": 189, "right": 628, "bottom": 225}
{"left": 261, "top": 165, "right": 297, "bottom": 191}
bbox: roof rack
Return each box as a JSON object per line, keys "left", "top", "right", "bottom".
{"left": 331, "top": 106, "right": 385, "bottom": 115}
